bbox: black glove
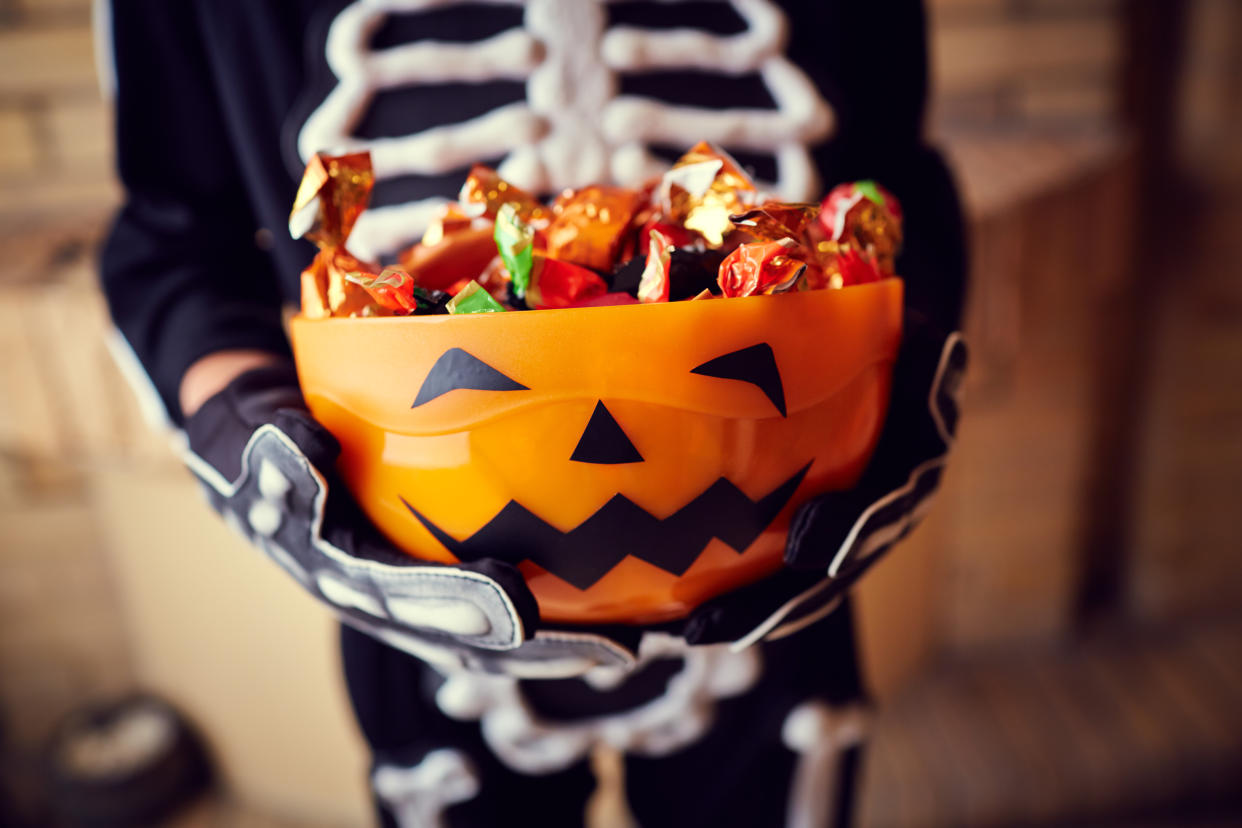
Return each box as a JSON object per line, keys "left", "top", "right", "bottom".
{"left": 681, "top": 314, "right": 967, "bottom": 646}
{"left": 183, "top": 360, "right": 553, "bottom": 670}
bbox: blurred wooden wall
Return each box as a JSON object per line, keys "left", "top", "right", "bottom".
{"left": 928, "top": 0, "right": 1123, "bottom": 132}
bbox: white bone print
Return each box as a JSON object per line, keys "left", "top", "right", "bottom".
{"left": 298, "top": 0, "right": 835, "bottom": 260}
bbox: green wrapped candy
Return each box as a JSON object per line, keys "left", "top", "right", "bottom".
{"left": 494, "top": 202, "right": 534, "bottom": 300}
{"left": 446, "top": 281, "right": 506, "bottom": 314}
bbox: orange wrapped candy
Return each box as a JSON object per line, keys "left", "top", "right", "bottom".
{"left": 731, "top": 203, "right": 820, "bottom": 244}
{"left": 289, "top": 152, "right": 381, "bottom": 318}
{"left": 545, "top": 186, "right": 644, "bottom": 271}
{"left": 398, "top": 226, "right": 498, "bottom": 293}
{"left": 459, "top": 164, "right": 551, "bottom": 225}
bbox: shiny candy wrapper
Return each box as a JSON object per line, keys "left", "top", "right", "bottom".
{"left": 301, "top": 250, "right": 379, "bottom": 319}
{"left": 447, "top": 281, "right": 507, "bottom": 314}
{"left": 346, "top": 267, "right": 419, "bottom": 313}
{"left": 545, "top": 186, "right": 643, "bottom": 271}
{"left": 460, "top": 165, "right": 551, "bottom": 225}
{"left": 345, "top": 268, "right": 452, "bottom": 315}
{"left": 290, "top": 152, "right": 381, "bottom": 319}
{"left": 290, "top": 151, "right": 372, "bottom": 247}
{"left": 658, "top": 142, "right": 757, "bottom": 247}
{"left": 398, "top": 225, "right": 498, "bottom": 293}
{"left": 495, "top": 203, "right": 535, "bottom": 300}
{"left": 819, "top": 180, "right": 903, "bottom": 275}
{"left": 717, "top": 238, "right": 808, "bottom": 298}
{"left": 731, "top": 203, "right": 820, "bottom": 245}
{"left": 526, "top": 255, "right": 609, "bottom": 310}
{"left": 637, "top": 229, "right": 673, "bottom": 304}
{"left": 833, "top": 247, "right": 884, "bottom": 287}
{"left": 295, "top": 147, "right": 906, "bottom": 323}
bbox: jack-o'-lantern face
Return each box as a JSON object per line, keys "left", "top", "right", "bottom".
{"left": 290, "top": 279, "right": 903, "bottom": 624}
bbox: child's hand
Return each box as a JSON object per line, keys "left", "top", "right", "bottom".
{"left": 181, "top": 360, "right": 542, "bottom": 669}
{"left": 681, "top": 318, "right": 966, "bottom": 646}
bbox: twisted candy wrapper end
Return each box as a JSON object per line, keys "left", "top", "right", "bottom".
{"left": 291, "top": 152, "right": 378, "bottom": 318}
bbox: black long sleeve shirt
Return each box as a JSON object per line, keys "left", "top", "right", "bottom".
{"left": 99, "top": 0, "right": 965, "bottom": 423}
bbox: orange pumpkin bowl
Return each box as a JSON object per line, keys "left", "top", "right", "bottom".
{"left": 289, "top": 278, "right": 903, "bottom": 625}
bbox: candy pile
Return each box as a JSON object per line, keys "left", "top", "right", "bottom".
{"left": 292, "top": 143, "right": 903, "bottom": 318}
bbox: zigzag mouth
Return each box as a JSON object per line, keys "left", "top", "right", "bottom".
{"left": 400, "top": 463, "right": 811, "bottom": 590}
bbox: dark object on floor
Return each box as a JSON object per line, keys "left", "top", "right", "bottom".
{"left": 43, "top": 695, "right": 211, "bottom": 827}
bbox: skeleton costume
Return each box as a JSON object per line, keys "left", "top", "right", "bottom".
{"left": 98, "top": 2, "right": 966, "bottom": 826}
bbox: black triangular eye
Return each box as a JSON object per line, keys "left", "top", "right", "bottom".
{"left": 412, "top": 348, "right": 527, "bottom": 408}
{"left": 691, "top": 343, "right": 786, "bottom": 417}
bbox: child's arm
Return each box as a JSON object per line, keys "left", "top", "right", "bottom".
{"left": 99, "top": 2, "right": 290, "bottom": 425}
{"left": 180, "top": 350, "right": 283, "bottom": 418}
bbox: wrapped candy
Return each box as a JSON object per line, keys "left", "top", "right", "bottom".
{"left": 658, "top": 142, "right": 758, "bottom": 247}
{"left": 447, "top": 281, "right": 507, "bottom": 314}
{"left": 526, "top": 255, "right": 609, "bottom": 310}
{"left": 819, "top": 180, "right": 903, "bottom": 274}
{"left": 495, "top": 203, "right": 536, "bottom": 300}
{"left": 397, "top": 203, "right": 497, "bottom": 291}
{"left": 545, "top": 186, "right": 644, "bottom": 271}
{"left": 398, "top": 227, "right": 498, "bottom": 293}
{"left": 345, "top": 267, "right": 419, "bottom": 313}
{"left": 290, "top": 152, "right": 380, "bottom": 318}
{"left": 717, "top": 238, "right": 807, "bottom": 298}
{"left": 345, "top": 269, "right": 450, "bottom": 315}
{"left": 294, "top": 147, "right": 906, "bottom": 321}
{"left": 460, "top": 165, "right": 551, "bottom": 225}
{"left": 831, "top": 247, "right": 883, "bottom": 287}
{"left": 637, "top": 229, "right": 673, "bottom": 304}
{"left": 731, "top": 203, "right": 820, "bottom": 244}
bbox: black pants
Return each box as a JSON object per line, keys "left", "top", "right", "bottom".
{"left": 341, "top": 601, "right": 865, "bottom": 828}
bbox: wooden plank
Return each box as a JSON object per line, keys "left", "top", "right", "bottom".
{"left": 0, "top": 26, "right": 98, "bottom": 97}
{"left": 933, "top": 18, "right": 1122, "bottom": 95}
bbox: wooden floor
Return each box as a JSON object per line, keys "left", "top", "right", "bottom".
{"left": 860, "top": 614, "right": 1242, "bottom": 827}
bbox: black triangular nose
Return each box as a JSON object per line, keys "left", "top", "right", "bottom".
{"left": 570, "top": 401, "right": 643, "bottom": 464}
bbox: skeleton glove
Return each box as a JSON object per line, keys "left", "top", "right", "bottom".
{"left": 786, "top": 313, "right": 966, "bottom": 574}
{"left": 683, "top": 316, "right": 966, "bottom": 646}
{"left": 182, "top": 361, "right": 540, "bottom": 661}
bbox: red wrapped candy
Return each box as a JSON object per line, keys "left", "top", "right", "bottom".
{"left": 345, "top": 267, "right": 419, "bottom": 313}
{"left": 818, "top": 180, "right": 903, "bottom": 275}
{"left": 525, "top": 255, "right": 609, "bottom": 310}
{"left": 717, "top": 238, "right": 807, "bottom": 298}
